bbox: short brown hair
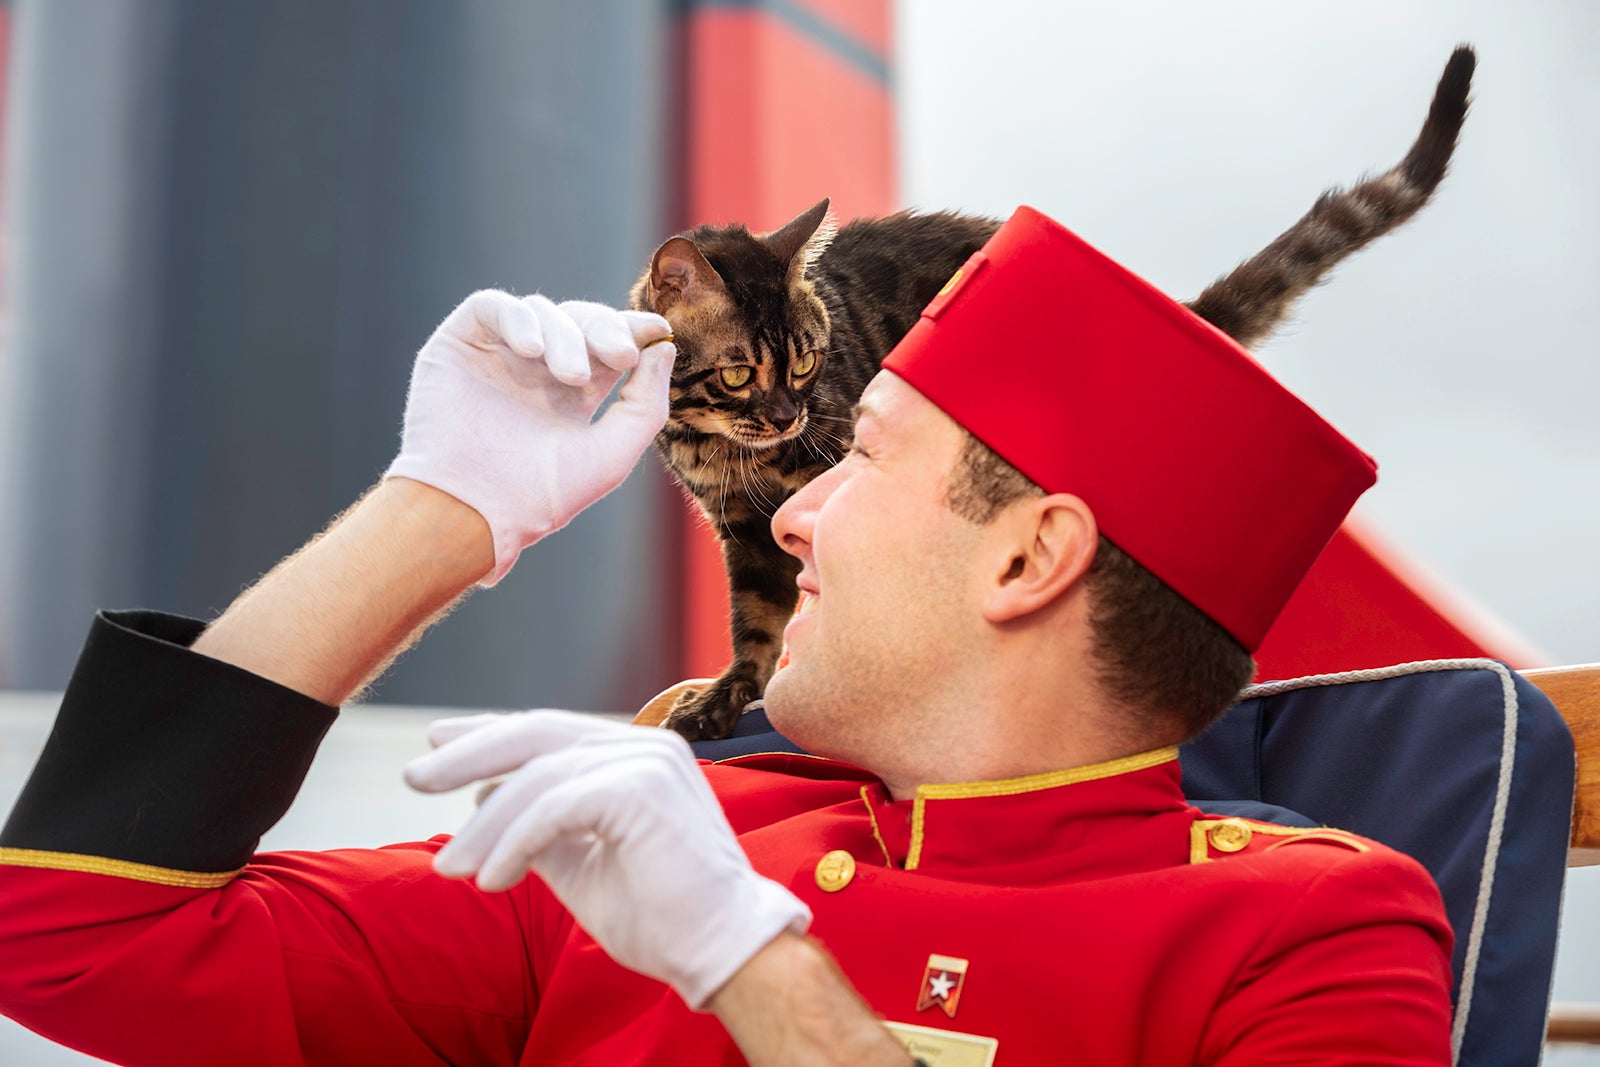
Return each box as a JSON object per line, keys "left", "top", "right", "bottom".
{"left": 947, "top": 433, "right": 1255, "bottom": 739}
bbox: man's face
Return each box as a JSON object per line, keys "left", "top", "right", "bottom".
{"left": 763, "top": 371, "right": 987, "bottom": 763}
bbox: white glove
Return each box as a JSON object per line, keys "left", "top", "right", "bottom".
{"left": 403, "top": 710, "right": 811, "bottom": 1009}
{"left": 385, "top": 290, "right": 675, "bottom": 585}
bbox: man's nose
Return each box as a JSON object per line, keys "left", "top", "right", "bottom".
{"left": 772, "top": 462, "right": 844, "bottom": 558}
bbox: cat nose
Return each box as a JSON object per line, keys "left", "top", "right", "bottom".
{"left": 768, "top": 395, "right": 798, "bottom": 431}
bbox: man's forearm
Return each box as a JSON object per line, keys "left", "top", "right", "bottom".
{"left": 193, "top": 477, "right": 493, "bottom": 705}
{"left": 710, "top": 932, "right": 913, "bottom": 1067}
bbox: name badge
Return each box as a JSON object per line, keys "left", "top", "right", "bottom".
{"left": 883, "top": 1020, "right": 998, "bottom": 1067}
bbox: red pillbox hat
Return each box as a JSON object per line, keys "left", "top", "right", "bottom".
{"left": 882, "top": 206, "right": 1376, "bottom": 652}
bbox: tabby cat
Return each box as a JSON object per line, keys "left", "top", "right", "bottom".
{"left": 632, "top": 47, "right": 1475, "bottom": 741}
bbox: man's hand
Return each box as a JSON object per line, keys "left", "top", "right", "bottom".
{"left": 403, "top": 711, "right": 811, "bottom": 1009}
{"left": 386, "top": 291, "right": 675, "bottom": 584}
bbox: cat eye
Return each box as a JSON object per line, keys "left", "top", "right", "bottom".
{"left": 720, "top": 366, "right": 753, "bottom": 389}
{"left": 793, "top": 351, "right": 818, "bottom": 377}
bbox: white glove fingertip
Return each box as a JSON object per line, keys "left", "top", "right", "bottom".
{"left": 498, "top": 301, "right": 547, "bottom": 361}
{"left": 479, "top": 829, "right": 592, "bottom": 895}
{"left": 403, "top": 756, "right": 451, "bottom": 794}
{"left": 434, "top": 842, "right": 494, "bottom": 882}
{"left": 475, "top": 847, "right": 535, "bottom": 893}
{"left": 620, "top": 309, "right": 673, "bottom": 349}
{"left": 594, "top": 342, "right": 674, "bottom": 441}
{"left": 526, "top": 294, "right": 591, "bottom": 385}
{"left": 561, "top": 300, "right": 641, "bottom": 373}
{"left": 430, "top": 799, "right": 508, "bottom": 880}
{"left": 455, "top": 289, "right": 546, "bottom": 359}
{"left": 404, "top": 744, "right": 492, "bottom": 794}
{"left": 406, "top": 709, "right": 597, "bottom": 793}
{"left": 575, "top": 343, "right": 674, "bottom": 490}
{"left": 426, "top": 712, "right": 509, "bottom": 749}
{"left": 640, "top": 339, "right": 677, "bottom": 379}
{"left": 476, "top": 780, "right": 596, "bottom": 891}
{"left": 473, "top": 844, "right": 533, "bottom": 891}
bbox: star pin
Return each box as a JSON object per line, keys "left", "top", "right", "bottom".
{"left": 915, "top": 953, "right": 970, "bottom": 1019}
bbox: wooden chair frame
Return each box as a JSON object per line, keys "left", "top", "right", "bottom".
{"left": 1520, "top": 664, "right": 1600, "bottom": 1045}
{"left": 1521, "top": 664, "right": 1600, "bottom": 868}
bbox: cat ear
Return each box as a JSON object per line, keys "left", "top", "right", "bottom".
{"left": 763, "top": 198, "right": 836, "bottom": 281}
{"left": 649, "top": 237, "right": 725, "bottom": 313}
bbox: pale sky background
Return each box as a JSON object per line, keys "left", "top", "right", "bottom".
{"left": 894, "top": 0, "right": 1600, "bottom": 1053}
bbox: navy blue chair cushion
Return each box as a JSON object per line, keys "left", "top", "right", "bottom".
{"left": 1184, "top": 660, "right": 1573, "bottom": 1067}
{"left": 693, "top": 659, "right": 1575, "bottom": 1067}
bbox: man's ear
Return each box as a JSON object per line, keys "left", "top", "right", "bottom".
{"left": 980, "top": 494, "right": 1098, "bottom": 624}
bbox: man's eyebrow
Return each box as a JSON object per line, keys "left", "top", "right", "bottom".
{"left": 851, "top": 401, "right": 878, "bottom": 425}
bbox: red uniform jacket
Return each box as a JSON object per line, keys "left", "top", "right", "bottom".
{"left": 0, "top": 611, "right": 1454, "bottom": 1065}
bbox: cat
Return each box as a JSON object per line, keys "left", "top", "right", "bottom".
{"left": 631, "top": 46, "right": 1475, "bottom": 742}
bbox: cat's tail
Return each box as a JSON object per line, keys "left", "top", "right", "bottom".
{"left": 1186, "top": 45, "right": 1475, "bottom": 348}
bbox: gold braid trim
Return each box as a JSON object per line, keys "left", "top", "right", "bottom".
{"left": 1188, "top": 820, "right": 1371, "bottom": 865}
{"left": 907, "top": 746, "right": 1181, "bottom": 870}
{"left": 858, "top": 786, "right": 896, "bottom": 868}
{"left": 0, "top": 847, "right": 240, "bottom": 888}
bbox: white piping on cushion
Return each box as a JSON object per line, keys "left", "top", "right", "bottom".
{"left": 1239, "top": 659, "right": 1518, "bottom": 1066}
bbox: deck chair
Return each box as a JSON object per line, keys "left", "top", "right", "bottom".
{"left": 642, "top": 659, "right": 1599, "bottom": 1064}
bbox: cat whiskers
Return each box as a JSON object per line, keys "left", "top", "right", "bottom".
{"left": 806, "top": 409, "right": 855, "bottom": 432}
{"left": 736, "top": 450, "right": 780, "bottom": 516}
{"left": 727, "top": 452, "right": 754, "bottom": 538}
{"left": 798, "top": 417, "right": 854, "bottom": 464}
{"left": 708, "top": 440, "right": 738, "bottom": 538}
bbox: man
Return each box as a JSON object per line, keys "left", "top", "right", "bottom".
{"left": 0, "top": 207, "right": 1453, "bottom": 1065}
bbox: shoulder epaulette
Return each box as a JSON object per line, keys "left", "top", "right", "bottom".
{"left": 1189, "top": 817, "right": 1370, "bottom": 865}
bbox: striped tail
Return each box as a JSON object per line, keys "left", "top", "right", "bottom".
{"left": 1187, "top": 45, "right": 1476, "bottom": 348}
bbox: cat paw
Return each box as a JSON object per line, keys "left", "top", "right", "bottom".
{"left": 661, "top": 674, "right": 762, "bottom": 741}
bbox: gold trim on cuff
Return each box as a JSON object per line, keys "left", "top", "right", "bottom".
{"left": 0, "top": 847, "right": 241, "bottom": 888}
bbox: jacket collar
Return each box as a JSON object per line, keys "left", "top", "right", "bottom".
{"left": 858, "top": 746, "right": 1187, "bottom": 874}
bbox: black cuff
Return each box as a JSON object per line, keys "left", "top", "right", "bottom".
{"left": 0, "top": 610, "right": 339, "bottom": 873}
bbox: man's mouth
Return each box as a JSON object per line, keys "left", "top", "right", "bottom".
{"left": 780, "top": 592, "right": 818, "bottom": 660}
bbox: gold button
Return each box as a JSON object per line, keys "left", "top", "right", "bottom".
{"left": 1208, "top": 819, "right": 1253, "bottom": 853}
{"left": 814, "top": 850, "right": 856, "bottom": 892}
